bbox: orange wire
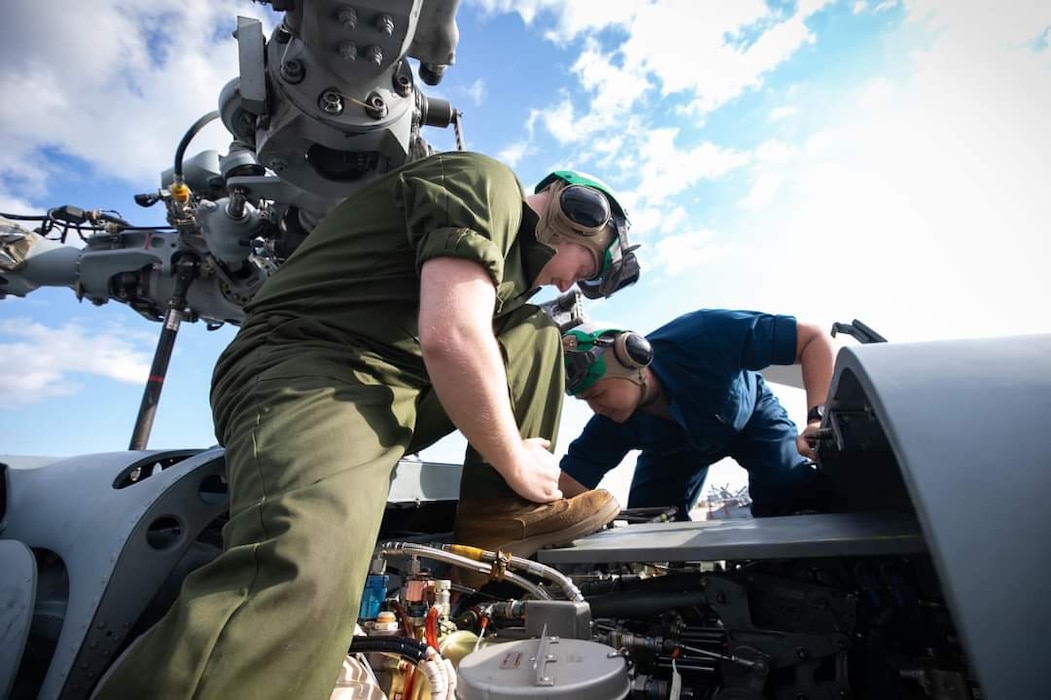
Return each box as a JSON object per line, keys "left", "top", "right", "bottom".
{"left": 424, "top": 605, "right": 440, "bottom": 649}
{"left": 403, "top": 666, "right": 416, "bottom": 700}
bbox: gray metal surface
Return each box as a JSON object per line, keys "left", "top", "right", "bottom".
{"left": 388, "top": 458, "right": 462, "bottom": 503}
{"left": 2, "top": 448, "right": 227, "bottom": 699}
{"left": 456, "top": 636, "right": 630, "bottom": 700}
{"left": 0, "top": 539, "right": 36, "bottom": 699}
{"left": 538, "top": 511, "right": 926, "bottom": 565}
{"left": 825, "top": 334, "right": 1051, "bottom": 700}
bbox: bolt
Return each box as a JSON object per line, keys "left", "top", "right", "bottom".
{"left": 365, "top": 44, "right": 383, "bottom": 66}
{"left": 363, "top": 92, "right": 387, "bottom": 119}
{"left": 319, "top": 90, "right": 344, "bottom": 115}
{"left": 376, "top": 13, "right": 394, "bottom": 37}
{"left": 267, "top": 157, "right": 288, "bottom": 174}
{"left": 338, "top": 6, "right": 357, "bottom": 30}
{"left": 339, "top": 40, "right": 357, "bottom": 61}
{"left": 280, "top": 59, "right": 304, "bottom": 84}
{"left": 796, "top": 647, "right": 810, "bottom": 660}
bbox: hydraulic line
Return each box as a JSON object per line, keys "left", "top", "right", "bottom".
{"left": 347, "top": 636, "right": 429, "bottom": 664}
{"left": 442, "top": 544, "right": 584, "bottom": 602}
{"left": 173, "top": 111, "right": 220, "bottom": 181}
{"left": 377, "top": 542, "right": 550, "bottom": 600}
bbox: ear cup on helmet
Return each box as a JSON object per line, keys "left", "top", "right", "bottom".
{"left": 613, "top": 332, "right": 653, "bottom": 370}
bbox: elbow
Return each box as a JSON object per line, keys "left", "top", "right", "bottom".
{"left": 419, "top": 325, "right": 452, "bottom": 360}
{"left": 419, "top": 323, "right": 476, "bottom": 365}
{"left": 795, "top": 322, "right": 835, "bottom": 363}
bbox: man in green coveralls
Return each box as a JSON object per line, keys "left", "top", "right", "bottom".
{"left": 94, "top": 151, "right": 639, "bottom": 699}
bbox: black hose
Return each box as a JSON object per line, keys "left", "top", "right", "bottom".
{"left": 173, "top": 110, "right": 220, "bottom": 180}
{"left": 588, "top": 590, "right": 710, "bottom": 618}
{"left": 347, "top": 636, "right": 429, "bottom": 664}
{"left": 0, "top": 212, "right": 48, "bottom": 221}
{"left": 580, "top": 572, "right": 705, "bottom": 596}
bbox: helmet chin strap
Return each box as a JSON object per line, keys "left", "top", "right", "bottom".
{"left": 636, "top": 370, "right": 661, "bottom": 411}
{"left": 635, "top": 374, "right": 649, "bottom": 411}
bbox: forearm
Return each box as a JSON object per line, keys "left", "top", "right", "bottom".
{"left": 418, "top": 257, "right": 529, "bottom": 481}
{"left": 424, "top": 328, "right": 527, "bottom": 477}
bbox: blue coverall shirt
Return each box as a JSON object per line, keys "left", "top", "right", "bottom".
{"left": 560, "top": 309, "right": 819, "bottom": 518}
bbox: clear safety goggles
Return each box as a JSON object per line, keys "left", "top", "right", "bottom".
{"left": 578, "top": 218, "right": 641, "bottom": 300}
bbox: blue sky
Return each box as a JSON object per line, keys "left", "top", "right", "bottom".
{"left": 2, "top": 1, "right": 1049, "bottom": 501}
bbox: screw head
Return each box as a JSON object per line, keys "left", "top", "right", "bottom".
{"left": 339, "top": 40, "right": 357, "bottom": 61}
{"left": 338, "top": 6, "right": 357, "bottom": 29}
{"left": 280, "top": 59, "right": 304, "bottom": 84}
{"left": 319, "top": 90, "right": 344, "bottom": 115}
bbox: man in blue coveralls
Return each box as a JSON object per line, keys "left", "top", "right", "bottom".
{"left": 558, "top": 309, "right": 836, "bottom": 519}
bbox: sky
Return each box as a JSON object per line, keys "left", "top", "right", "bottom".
{"left": 1, "top": 0, "right": 1049, "bottom": 505}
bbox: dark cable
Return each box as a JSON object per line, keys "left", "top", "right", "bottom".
{"left": 347, "top": 636, "right": 429, "bottom": 664}
{"left": 0, "top": 212, "right": 49, "bottom": 221}
{"left": 174, "top": 110, "right": 220, "bottom": 180}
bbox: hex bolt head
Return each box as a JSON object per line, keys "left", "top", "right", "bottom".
{"left": 339, "top": 40, "right": 358, "bottom": 61}
{"left": 376, "top": 13, "right": 395, "bottom": 37}
{"left": 338, "top": 6, "right": 357, "bottom": 30}
{"left": 366, "top": 45, "right": 383, "bottom": 66}
{"left": 319, "top": 90, "right": 345, "bottom": 115}
{"left": 280, "top": 59, "right": 304, "bottom": 84}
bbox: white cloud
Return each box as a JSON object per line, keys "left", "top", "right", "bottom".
{"left": 497, "top": 141, "right": 531, "bottom": 166}
{"left": 571, "top": 39, "right": 653, "bottom": 117}
{"left": 739, "top": 173, "right": 782, "bottom": 209}
{"left": 660, "top": 206, "right": 688, "bottom": 234}
{"left": 530, "top": 98, "right": 579, "bottom": 144}
{"left": 769, "top": 105, "right": 798, "bottom": 121}
{"left": 905, "top": 1, "right": 1049, "bottom": 46}
{"left": 635, "top": 128, "right": 752, "bottom": 204}
{"left": 491, "top": 0, "right": 834, "bottom": 186}
{"left": 652, "top": 229, "right": 733, "bottom": 275}
{"left": 0, "top": 0, "right": 273, "bottom": 194}
{"left": 462, "top": 78, "right": 487, "bottom": 106}
{"left": 0, "top": 319, "right": 151, "bottom": 405}
{"left": 623, "top": 1, "right": 834, "bottom": 115}
{"left": 715, "top": 3, "right": 1051, "bottom": 340}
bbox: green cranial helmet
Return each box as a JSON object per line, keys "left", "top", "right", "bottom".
{"left": 535, "top": 170, "right": 629, "bottom": 221}
{"left": 562, "top": 323, "right": 654, "bottom": 396}
{"left": 535, "top": 170, "right": 641, "bottom": 299}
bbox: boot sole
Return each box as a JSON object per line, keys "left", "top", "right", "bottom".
{"left": 500, "top": 496, "right": 621, "bottom": 560}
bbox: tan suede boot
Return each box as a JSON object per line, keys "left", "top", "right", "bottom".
{"left": 452, "top": 489, "right": 620, "bottom": 589}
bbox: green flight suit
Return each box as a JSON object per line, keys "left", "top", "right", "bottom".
{"left": 95, "top": 152, "right": 565, "bottom": 699}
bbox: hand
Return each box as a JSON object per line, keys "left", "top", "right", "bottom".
{"left": 796, "top": 422, "right": 821, "bottom": 460}
{"left": 502, "top": 437, "right": 564, "bottom": 504}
